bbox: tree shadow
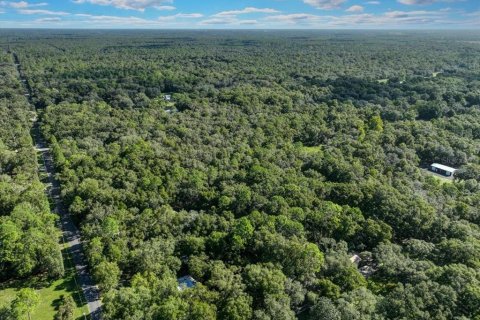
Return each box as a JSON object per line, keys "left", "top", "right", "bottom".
{"left": 0, "top": 273, "right": 54, "bottom": 291}
{"left": 50, "top": 247, "right": 89, "bottom": 312}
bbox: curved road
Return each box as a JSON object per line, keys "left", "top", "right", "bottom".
{"left": 13, "top": 53, "right": 102, "bottom": 320}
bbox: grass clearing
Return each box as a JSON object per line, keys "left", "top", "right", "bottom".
{"left": 299, "top": 145, "right": 322, "bottom": 154}
{"left": 423, "top": 169, "right": 454, "bottom": 184}
{"left": 429, "top": 173, "right": 454, "bottom": 184}
{"left": 0, "top": 247, "right": 90, "bottom": 320}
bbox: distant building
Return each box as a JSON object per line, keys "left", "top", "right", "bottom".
{"left": 177, "top": 275, "right": 196, "bottom": 291}
{"left": 164, "top": 94, "right": 172, "bottom": 101}
{"left": 351, "top": 252, "right": 377, "bottom": 278}
{"left": 430, "top": 163, "right": 457, "bottom": 177}
{"left": 359, "top": 265, "right": 376, "bottom": 278}
{"left": 350, "top": 254, "right": 362, "bottom": 265}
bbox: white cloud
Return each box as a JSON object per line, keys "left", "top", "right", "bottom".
{"left": 76, "top": 14, "right": 153, "bottom": 24}
{"left": 18, "top": 9, "right": 69, "bottom": 15}
{"left": 202, "top": 7, "right": 279, "bottom": 25}
{"left": 3, "top": 0, "right": 472, "bottom": 29}
{"left": 73, "top": 12, "right": 201, "bottom": 27}
{"left": 200, "top": 18, "right": 234, "bottom": 25}
{"left": 214, "top": 7, "right": 279, "bottom": 17}
{"left": 9, "top": 1, "right": 29, "bottom": 7}
{"left": 327, "top": 9, "right": 448, "bottom": 26}
{"left": 262, "top": 9, "right": 457, "bottom": 28}
{"left": 200, "top": 15, "right": 262, "bottom": 26}
{"left": 465, "top": 10, "right": 480, "bottom": 17}
{"left": 265, "top": 13, "right": 323, "bottom": 24}
{"left": 174, "top": 13, "right": 202, "bottom": 18}
{"left": 0, "top": 1, "right": 48, "bottom": 8}
{"left": 397, "top": 0, "right": 464, "bottom": 5}
{"left": 398, "top": 0, "right": 434, "bottom": 4}
{"left": 72, "top": 0, "right": 173, "bottom": 11}
{"left": 35, "top": 17, "right": 60, "bottom": 22}
{"left": 303, "top": 0, "right": 347, "bottom": 10}
{"left": 383, "top": 10, "right": 440, "bottom": 17}
{"left": 154, "top": 5, "right": 174, "bottom": 10}
{"left": 156, "top": 12, "right": 202, "bottom": 21}
{"left": 238, "top": 20, "right": 258, "bottom": 25}
{"left": 346, "top": 5, "right": 364, "bottom": 12}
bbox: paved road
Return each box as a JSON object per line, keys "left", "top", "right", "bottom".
{"left": 13, "top": 53, "right": 102, "bottom": 320}
{"left": 33, "top": 123, "right": 102, "bottom": 320}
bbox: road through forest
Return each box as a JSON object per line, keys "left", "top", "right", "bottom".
{"left": 13, "top": 52, "right": 103, "bottom": 320}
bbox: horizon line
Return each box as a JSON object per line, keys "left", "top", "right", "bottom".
{"left": 1, "top": 27, "right": 479, "bottom": 31}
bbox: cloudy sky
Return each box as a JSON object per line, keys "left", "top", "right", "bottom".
{"left": 0, "top": 0, "right": 479, "bottom": 29}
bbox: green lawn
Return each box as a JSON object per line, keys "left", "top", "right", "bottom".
{"left": 0, "top": 247, "right": 90, "bottom": 320}
{"left": 423, "top": 169, "right": 454, "bottom": 184}
{"left": 429, "top": 173, "right": 454, "bottom": 184}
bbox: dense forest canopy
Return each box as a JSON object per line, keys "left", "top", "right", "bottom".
{"left": 0, "top": 51, "right": 63, "bottom": 283}
{"left": 1, "top": 30, "right": 480, "bottom": 319}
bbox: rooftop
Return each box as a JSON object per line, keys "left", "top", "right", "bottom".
{"left": 177, "top": 275, "right": 196, "bottom": 291}
{"left": 431, "top": 163, "right": 457, "bottom": 173}
{"left": 350, "top": 254, "right": 362, "bottom": 264}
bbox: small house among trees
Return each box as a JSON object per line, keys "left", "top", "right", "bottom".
{"left": 350, "top": 254, "right": 361, "bottom": 265}
{"left": 430, "top": 163, "right": 457, "bottom": 177}
{"left": 177, "top": 276, "right": 196, "bottom": 291}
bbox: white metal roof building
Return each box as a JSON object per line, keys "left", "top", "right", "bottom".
{"left": 430, "top": 163, "right": 457, "bottom": 177}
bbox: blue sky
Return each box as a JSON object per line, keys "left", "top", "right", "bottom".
{"left": 0, "top": 0, "right": 479, "bottom": 29}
